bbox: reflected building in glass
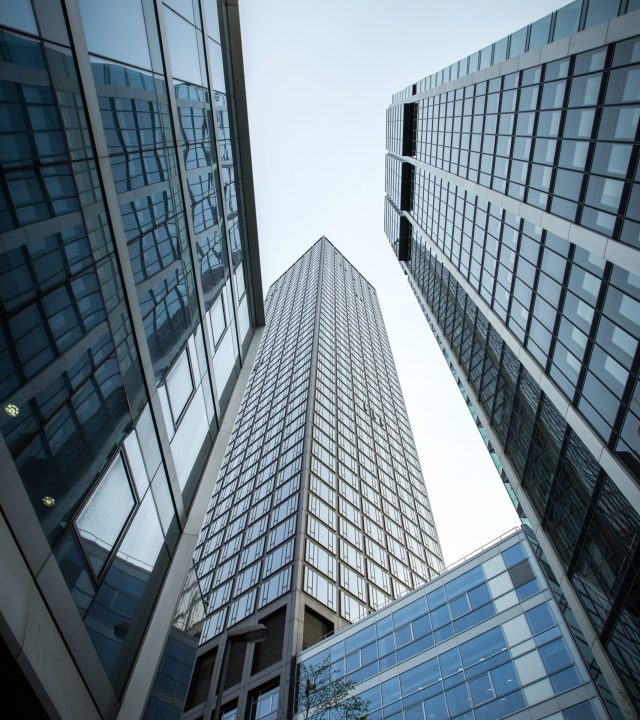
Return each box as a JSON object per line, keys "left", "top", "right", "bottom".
{"left": 182, "top": 238, "right": 444, "bottom": 719}
{"left": 385, "top": 1, "right": 640, "bottom": 717}
{"left": 296, "top": 529, "right": 607, "bottom": 720}
{"left": 0, "top": 0, "right": 263, "bottom": 718}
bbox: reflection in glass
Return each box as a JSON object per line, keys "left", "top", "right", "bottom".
{"left": 76, "top": 454, "right": 136, "bottom": 576}
{"left": 79, "top": 0, "right": 152, "bottom": 70}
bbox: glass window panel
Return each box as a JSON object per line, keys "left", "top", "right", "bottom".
{"left": 538, "top": 110, "right": 561, "bottom": 136}
{"left": 546, "top": 430, "right": 599, "bottom": 568}
{"left": 117, "top": 480, "right": 165, "bottom": 566}
{"left": 553, "top": 1, "right": 580, "bottom": 39}
{"left": 538, "top": 638, "right": 572, "bottom": 674}
{"left": 584, "top": 0, "right": 620, "bottom": 29}
{"left": 460, "top": 626, "right": 506, "bottom": 668}
{"left": 613, "top": 37, "right": 640, "bottom": 66}
{"left": 564, "top": 108, "right": 595, "bottom": 138}
{"left": 165, "top": 7, "right": 203, "bottom": 85}
{"left": 76, "top": 454, "right": 136, "bottom": 575}
{"left": 208, "top": 38, "right": 226, "bottom": 93}
{"left": 469, "top": 672, "right": 495, "bottom": 705}
{"left": 559, "top": 140, "right": 589, "bottom": 171}
{"left": 554, "top": 167, "right": 583, "bottom": 200}
{"left": 508, "top": 28, "right": 526, "bottom": 58}
{"left": 445, "top": 683, "right": 471, "bottom": 715}
{"left": 582, "top": 206, "right": 617, "bottom": 235}
{"left": 569, "top": 74, "right": 602, "bottom": 106}
{"left": 79, "top": 0, "right": 152, "bottom": 69}
{"left": 400, "top": 658, "right": 440, "bottom": 695}
{"left": 203, "top": 0, "right": 221, "bottom": 42}
{"left": 575, "top": 48, "right": 608, "bottom": 75}
{"left": 526, "top": 602, "right": 555, "bottom": 635}
{"left": 474, "top": 689, "right": 526, "bottom": 720}
{"left": 166, "top": 348, "right": 193, "bottom": 422}
{"left": 585, "top": 176, "right": 624, "bottom": 212}
{"left": 493, "top": 37, "right": 507, "bottom": 64}
{"left": 592, "top": 142, "right": 632, "bottom": 177}
{"left": 0, "top": 0, "right": 37, "bottom": 34}
{"left": 490, "top": 661, "right": 518, "bottom": 696}
{"left": 598, "top": 106, "right": 640, "bottom": 140}
{"left": 529, "top": 15, "right": 551, "bottom": 50}
{"left": 445, "top": 566, "right": 484, "bottom": 599}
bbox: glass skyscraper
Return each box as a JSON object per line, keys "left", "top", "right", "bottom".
{"left": 183, "top": 238, "right": 444, "bottom": 719}
{"left": 385, "top": 2, "right": 640, "bottom": 717}
{"left": 297, "top": 529, "right": 607, "bottom": 720}
{"left": 0, "top": 0, "right": 262, "bottom": 717}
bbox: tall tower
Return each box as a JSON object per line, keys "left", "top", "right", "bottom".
{"left": 385, "top": 2, "right": 640, "bottom": 717}
{"left": 184, "top": 238, "right": 444, "bottom": 719}
{"left": 0, "top": 2, "right": 262, "bottom": 718}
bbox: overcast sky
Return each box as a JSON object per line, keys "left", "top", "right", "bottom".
{"left": 239, "top": 0, "right": 566, "bottom": 565}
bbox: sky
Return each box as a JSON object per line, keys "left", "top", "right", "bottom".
{"left": 238, "top": 0, "right": 566, "bottom": 565}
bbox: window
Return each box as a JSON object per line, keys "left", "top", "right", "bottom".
{"left": 249, "top": 685, "right": 279, "bottom": 720}
{"left": 211, "top": 292, "right": 227, "bottom": 346}
{"left": 75, "top": 453, "right": 136, "bottom": 576}
{"left": 233, "top": 255, "right": 249, "bottom": 296}
{"left": 166, "top": 347, "right": 194, "bottom": 424}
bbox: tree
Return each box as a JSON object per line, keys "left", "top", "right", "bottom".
{"left": 297, "top": 658, "right": 369, "bottom": 720}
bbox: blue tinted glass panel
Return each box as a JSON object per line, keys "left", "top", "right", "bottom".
{"left": 79, "top": 0, "right": 152, "bottom": 69}
{"left": 474, "top": 690, "right": 526, "bottom": 720}
{"left": 423, "top": 692, "right": 447, "bottom": 719}
{"left": 529, "top": 15, "right": 551, "bottom": 50}
{"left": 490, "top": 662, "right": 518, "bottom": 696}
{"left": 516, "top": 578, "right": 540, "bottom": 600}
{"left": 439, "top": 647, "right": 463, "bottom": 677}
{"left": 468, "top": 583, "right": 491, "bottom": 609}
{"left": 539, "top": 638, "right": 572, "bottom": 674}
{"left": 501, "top": 543, "right": 526, "bottom": 567}
{"left": 381, "top": 676, "right": 401, "bottom": 705}
{"left": 564, "top": 700, "right": 598, "bottom": 719}
{"left": 427, "top": 585, "right": 447, "bottom": 610}
{"left": 454, "top": 602, "right": 495, "bottom": 633}
{"left": 460, "top": 627, "right": 507, "bottom": 668}
{"left": 550, "top": 666, "right": 581, "bottom": 693}
{"left": 165, "top": 7, "right": 203, "bottom": 85}
{"left": 430, "top": 604, "right": 451, "bottom": 629}
{"left": 400, "top": 658, "right": 439, "bottom": 695}
{"left": 0, "top": 0, "right": 37, "bottom": 34}
{"left": 526, "top": 602, "right": 555, "bottom": 635}
{"left": 553, "top": 1, "right": 580, "bottom": 40}
{"left": 469, "top": 673, "right": 494, "bottom": 706}
{"left": 584, "top": 0, "right": 620, "bottom": 29}
{"left": 445, "top": 566, "right": 484, "bottom": 599}
{"left": 445, "top": 683, "right": 471, "bottom": 715}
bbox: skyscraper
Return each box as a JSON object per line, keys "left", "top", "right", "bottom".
{"left": 183, "top": 237, "right": 444, "bottom": 719}
{"left": 385, "top": 2, "right": 640, "bottom": 717}
{"left": 0, "top": 1, "right": 262, "bottom": 718}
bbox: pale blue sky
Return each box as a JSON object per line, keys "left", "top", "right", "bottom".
{"left": 240, "top": 0, "right": 566, "bottom": 564}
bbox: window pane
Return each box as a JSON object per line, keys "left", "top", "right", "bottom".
{"left": 165, "top": 7, "right": 203, "bottom": 85}
{"left": 78, "top": 0, "right": 152, "bottom": 69}
{"left": 76, "top": 454, "right": 135, "bottom": 575}
{"left": 584, "top": 0, "right": 620, "bottom": 29}
{"left": 553, "top": 1, "right": 580, "bottom": 40}
{"left": 166, "top": 348, "right": 193, "bottom": 422}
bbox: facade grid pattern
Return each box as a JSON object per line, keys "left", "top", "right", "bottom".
{"left": 386, "top": 3, "right": 640, "bottom": 717}
{"left": 0, "top": 1, "right": 262, "bottom": 717}
{"left": 186, "top": 238, "right": 444, "bottom": 719}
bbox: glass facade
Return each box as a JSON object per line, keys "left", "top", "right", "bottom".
{"left": 0, "top": 0, "right": 261, "bottom": 717}
{"left": 297, "top": 531, "right": 606, "bottom": 720}
{"left": 184, "top": 238, "right": 444, "bottom": 718}
{"left": 386, "top": 3, "right": 640, "bottom": 717}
